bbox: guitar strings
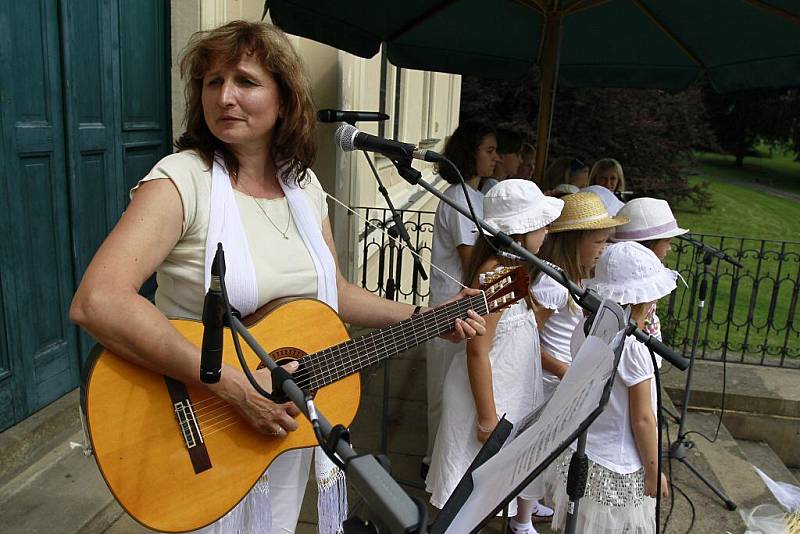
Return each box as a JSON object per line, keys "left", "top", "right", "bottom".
{"left": 193, "top": 298, "right": 488, "bottom": 435}
{"left": 187, "top": 281, "right": 513, "bottom": 436}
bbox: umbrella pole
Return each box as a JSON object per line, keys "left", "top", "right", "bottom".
{"left": 533, "top": 7, "right": 563, "bottom": 185}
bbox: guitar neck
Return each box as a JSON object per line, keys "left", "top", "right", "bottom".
{"left": 299, "top": 293, "right": 488, "bottom": 391}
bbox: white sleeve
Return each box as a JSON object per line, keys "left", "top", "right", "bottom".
{"left": 532, "top": 273, "right": 569, "bottom": 310}
{"left": 616, "top": 340, "right": 656, "bottom": 388}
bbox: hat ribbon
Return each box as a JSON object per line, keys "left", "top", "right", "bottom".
{"left": 550, "top": 212, "right": 610, "bottom": 228}
{"left": 615, "top": 220, "right": 678, "bottom": 240}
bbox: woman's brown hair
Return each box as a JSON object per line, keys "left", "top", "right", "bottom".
{"left": 176, "top": 21, "right": 316, "bottom": 184}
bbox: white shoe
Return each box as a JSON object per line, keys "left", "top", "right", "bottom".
{"left": 531, "top": 501, "right": 554, "bottom": 523}
{"left": 507, "top": 519, "right": 538, "bottom": 534}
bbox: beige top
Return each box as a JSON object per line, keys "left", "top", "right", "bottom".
{"left": 133, "top": 150, "right": 329, "bottom": 320}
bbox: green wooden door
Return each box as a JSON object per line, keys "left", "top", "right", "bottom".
{"left": 0, "top": 0, "right": 170, "bottom": 431}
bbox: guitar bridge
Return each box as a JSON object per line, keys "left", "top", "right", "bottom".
{"left": 173, "top": 400, "right": 203, "bottom": 449}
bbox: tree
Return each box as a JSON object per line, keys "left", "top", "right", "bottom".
{"left": 704, "top": 87, "right": 800, "bottom": 166}
{"left": 460, "top": 72, "right": 716, "bottom": 207}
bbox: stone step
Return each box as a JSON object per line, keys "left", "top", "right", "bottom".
{"left": 0, "top": 430, "right": 123, "bottom": 534}
{"left": 0, "top": 389, "right": 80, "bottom": 486}
{"left": 661, "top": 360, "right": 800, "bottom": 467}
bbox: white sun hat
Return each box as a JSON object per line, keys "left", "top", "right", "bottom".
{"left": 585, "top": 241, "right": 678, "bottom": 305}
{"left": 581, "top": 185, "right": 625, "bottom": 216}
{"left": 481, "top": 179, "right": 564, "bottom": 235}
{"left": 613, "top": 197, "right": 689, "bottom": 242}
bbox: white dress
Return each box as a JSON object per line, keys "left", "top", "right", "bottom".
{"left": 426, "top": 300, "right": 544, "bottom": 508}
{"left": 425, "top": 183, "right": 485, "bottom": 461}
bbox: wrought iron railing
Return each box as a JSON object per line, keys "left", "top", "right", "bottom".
{"left": 661, "top": 234, "right": 800, "bottom": 369}
{"left": 353, "top": 207, "right": 800, "bottom": 368}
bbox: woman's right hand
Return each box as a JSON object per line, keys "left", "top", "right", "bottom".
{"left": 226, "top": 361, "right": 302, "bottom": 437}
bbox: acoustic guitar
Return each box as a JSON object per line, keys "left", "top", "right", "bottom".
{"left": 81, "top": 266, "right": 529, "bottom": 532}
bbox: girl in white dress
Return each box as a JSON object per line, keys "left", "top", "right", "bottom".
{"left": 549, "top": 241, "right": 675, "bottom": 533}
{"left": 530, "top": 192, "right": 628, "bottom": 399}
{"left": 427, "top": 180, "right": 564, "bottom": 534}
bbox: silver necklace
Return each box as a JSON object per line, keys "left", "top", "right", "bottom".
{"left": 238, "top": 180, "right": 292, "bottom": 240}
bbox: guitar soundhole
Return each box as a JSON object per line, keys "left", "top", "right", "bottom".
{"left": 256, "top": 347, "right": 315, "bottom": 401}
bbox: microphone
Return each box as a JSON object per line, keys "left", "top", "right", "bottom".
{"left": 335, "top": 123, "right": 444, "bottom": 163}
{"left": 317, "top": 109, "right": 389, "bottom": 123}
{"left": 200, "top": 244, "right": 226, "bottom": 383}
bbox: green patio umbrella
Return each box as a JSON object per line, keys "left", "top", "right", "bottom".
{"left": 265, "top": 0, "right": 800, "bottom": 181}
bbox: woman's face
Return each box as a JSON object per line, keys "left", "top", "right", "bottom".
{"left": 202, "top": 54, "right": 284, "bottom": 151}
{"left": 474, "top": 134, "right": 500, "bottom": 177}
{"left": 579, "top": 229, "right": 611, "bottom": 272}
{"left": 648, "top": 238, "right": 673, "bottom": 260}
{"left": 595, "top": 170, "right": 620, "bottom": 192}
{"left": 519, "top": 227, "right": 548, "bottom": 254}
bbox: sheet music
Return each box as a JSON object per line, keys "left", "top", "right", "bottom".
{"left": 444, "top": 308, "right": 625, "bottom": 534}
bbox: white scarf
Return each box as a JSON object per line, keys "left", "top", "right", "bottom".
{"left": 204, "top": 156, "right": 345, "bottom": 534}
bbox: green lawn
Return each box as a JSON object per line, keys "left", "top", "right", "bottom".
{"left": 694, "top": 145, "right": 800, "bottom": 195}
{"left": 660, "top": 155, "right": 800, "bottom": 366}
{"left": 673, "top": 173, "right": 800, "bottom": 240}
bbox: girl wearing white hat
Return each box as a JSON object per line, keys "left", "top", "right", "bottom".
{"left": 426, "top": 180, "right": 564, "bottom": 534}
{"left": 613, "top": 197, "right": 689, "bottom": 340}
{"left": 530, "top": 192, "right": 628, "bottom": 399}
{"left": 548, "top": 241, "right": 675, "bottom": 533}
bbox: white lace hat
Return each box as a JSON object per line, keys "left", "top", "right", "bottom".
{"left": 585, "top": 241, "right": 678, "bottom": 305}
{"left": 482, "top": 179, "right": 564, "bottom": 235}
{"left": 613, "top": 197, "right": 688, "bottom": 241}
{"left": 581, "top": 185, "right": 625, "bottom": 216}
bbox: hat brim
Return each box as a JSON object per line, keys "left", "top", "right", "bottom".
{"left": 612, "top": 226, "right": 689, "bottom": 242}
{"left": 549, "top": 215, "right": 630, "bottom": 233}
{"left": 479, "top": 196, "right": 564, "bottom": 235}
{"left": 585, "top": 269, "right": 678, "bottom": 305}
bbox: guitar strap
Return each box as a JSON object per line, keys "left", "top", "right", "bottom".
{"left": 205, "top": 156, "right": 346, "bottom": 534}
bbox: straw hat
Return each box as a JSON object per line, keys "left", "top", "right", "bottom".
{"left": 580, "top": 185, "right": 625, "bottom": 216}
{"left": 482, "top": 179, "right": 564, "bottom": 235}
{"left": 548, "top": 192, "right": 629, "bottom": 233}
{"left": 585, "top": 241, "right": 678, "bottom": 305}
{"left": 613, "top": 198, "right": 688, "bottom": 242}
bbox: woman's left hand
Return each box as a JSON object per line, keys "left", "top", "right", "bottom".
{"left": 436, "top": 288, "right": 486, "bottom": 343}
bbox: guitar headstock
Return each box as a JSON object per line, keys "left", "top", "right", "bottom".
{"left": 479, "top": 266, "right": 530, "bottom": 314}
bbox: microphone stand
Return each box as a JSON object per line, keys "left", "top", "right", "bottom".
{"left": 664, "top": 235, "right": 740, "bottom": 510}
{"left": 391, "top": 158, "right": 690, "bottom": 372}
{"left": 212, "top": 243, "right": 427, "bottom": 534}
{"left": 361, "top": 149, "right": 429, "bottom": 286}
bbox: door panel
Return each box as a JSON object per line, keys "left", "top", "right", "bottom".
{"left": 1, "top": 0, "right": 77, "bottom": 418}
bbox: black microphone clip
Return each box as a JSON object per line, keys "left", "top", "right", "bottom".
{"left": 200, "top": 244, "right": 226, "bottom": 383}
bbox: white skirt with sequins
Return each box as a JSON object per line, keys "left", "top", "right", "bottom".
{"left": 547, "top": 450, "right": 656, "bottom": 533}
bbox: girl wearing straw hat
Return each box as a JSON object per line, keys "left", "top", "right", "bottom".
{"left": 426, "top": 180, "right": 563, "bottom": 533}
{"left": 530, "top": 192, "right": 628, "bottom": 399}
{"left": 548, "top": 242, "right": 674, "bottom": 533}
{"left": 613, "top": 198, "right": 689, "bottom": 340}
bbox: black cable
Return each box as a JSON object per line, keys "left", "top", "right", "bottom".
{"left": 410, "top": 495, "right": 429, "bottom": 534}
{"left": 649, "top": 347, "right": 663, "bottom": 534}
{"left": 219, "top": 268, "right": 275, "bottom": 400}
{"left": 662, "top": 418, "right": 677, "bottom": 531}
{"left": 673, "top": 482, "right": 697, "bottom": 533}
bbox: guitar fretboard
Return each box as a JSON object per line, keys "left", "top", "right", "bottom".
{"left": 297, "top": 293, "right": 487, "bottom": 391}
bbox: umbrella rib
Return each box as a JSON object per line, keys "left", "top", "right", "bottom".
{"left": 564, "top": 0, "right": 612, "bottom": 16}
{"left": 386, "top": 0, "right": 461, "bottom": 41}
{"left": 513, "top": 0, "right": 546, "bottom": 13}
{"left": 743, "top": 0, "right": 800, "bottom": 25}
{"left": 631, "top": 0, "right": 704, "bottom": 68}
